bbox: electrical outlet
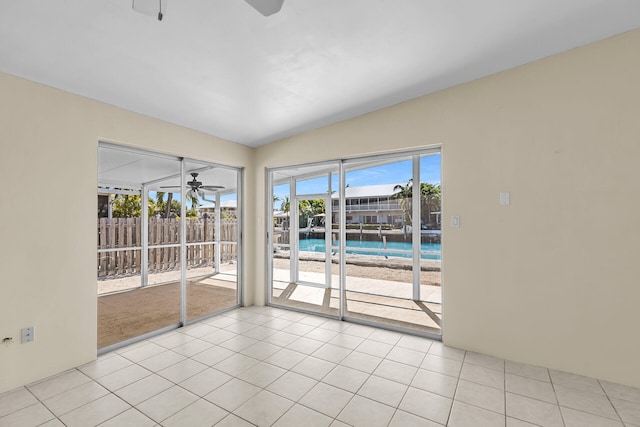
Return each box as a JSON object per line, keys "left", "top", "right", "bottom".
{"left": 21, "top": 326, "right": 34, "bottom": 343}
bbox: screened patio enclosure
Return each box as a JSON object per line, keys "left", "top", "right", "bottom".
{"left": 97, "top": 143, "right": 242, "bottom": 351}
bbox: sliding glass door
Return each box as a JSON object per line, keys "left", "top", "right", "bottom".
{"left": 97, "top": 144, "right": 242, "bottom": 351}
{"left": 269, "top": 163, "right": 340, "bottom": 316}
{"left": 267, "top": 149, "right": 441, "bottom": 337}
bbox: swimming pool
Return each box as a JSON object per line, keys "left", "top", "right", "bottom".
{"left": 298, "top": 238, "right": 441, "bottom": 260}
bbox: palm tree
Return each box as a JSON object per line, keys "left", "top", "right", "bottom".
{"left": 420, "top": 183, "right": 441, "bottom": 227}
{"left": 392, "top": 179, "right": 414, "bottom": 226}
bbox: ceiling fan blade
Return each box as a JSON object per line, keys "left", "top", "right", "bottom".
{"left": 159, "top": 185, "right": 183, "bottom": 189}
{"left": 244, "top": 0, "right": 284, "bottom": 16}
{"left": 201, "top": 185, "right": 225, "bottom": 191}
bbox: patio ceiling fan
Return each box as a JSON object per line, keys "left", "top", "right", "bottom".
{"left": 132, "top": 0, "right": 285, "bottom": 21}
{"left": 160, "top": 172, "right": 224, "bottom": 197}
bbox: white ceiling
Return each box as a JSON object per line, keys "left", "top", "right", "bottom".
{"left": 2, "top": 1, "right": 640, "bottom": 148}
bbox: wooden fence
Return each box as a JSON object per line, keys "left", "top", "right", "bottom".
{"left": 97, "top": 217, "right": 237, "bottom": 278}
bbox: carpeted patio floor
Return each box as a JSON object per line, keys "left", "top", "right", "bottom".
{"left": 98, "top": 277, "right": 237, "bottom": 349}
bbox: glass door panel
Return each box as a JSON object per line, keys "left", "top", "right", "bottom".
{"left": 184, "top": 161, "right": 240, "bottom": 321}
{"left": 270, "top": 164, "right": 339, "bottom": 316}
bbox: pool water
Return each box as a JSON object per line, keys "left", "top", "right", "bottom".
{"left": 298, "top": 238, "right": 441, "bottom": 260}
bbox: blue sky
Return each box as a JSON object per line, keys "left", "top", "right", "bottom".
{"left": 274, "top": 154, "right": 441, "bottom": 206}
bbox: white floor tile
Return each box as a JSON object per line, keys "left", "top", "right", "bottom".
{"left": 356, "top": 339, "right": 393, "bottom": 358}
{"left": 42, "top": 381, "right": 109, "bottom": 416}
{"left": 385, "top": 346, "right": 426, "bottom": 367}
{"left": 264, "top": 348, "right": 307, "bottom": 370}
{"left": 215, "top": 413, "right": 255, "bottom": 426}
{"left": 219, "top": 335, "right": 258, "bottom": 352}
{"left": 181, "top": 323, "right": 217, "bottom": 339}
{"left": 313, "top": 343, "right": 353, "bottom": 363}
{"left": 460, "top": 363, "right": 504, "bottom": 390}
{"left": 601, "top": 380, "right": 640, "bottom": 403}
{"left": 374, "top": 359, "right": 418, "bottom": 385}
{"left": 448, "top": 400, "right": 504, "bottom": 427}
{"left": 170, "top": 338, "right": 213, "bottom": 357}
{"left": 421, "top": 354, "right": 463, "bottom": 377}
{"left": 137, "top": 350, "right": 186, "bottom": 372}
{"left": 214, "top": 353, "right": 259, "bottom": 376}
{"left": 549, "top": 369, "right": 604, "bottom": 395}
{"left": 395, "top": 335, "right": 434, "bottom": 353}
{"left": 240, "top": 341, "right": 282, "bottom": 360}
{"left": 157, "top": 358, "right": 208, "bottom": 383}
{"left": 505, "top": 373, "right": 556, "bottom": 404}
{"left": 179, "top": 367, "right": 233, "bottom": 397}
{"left": 337, "top": 395, "right": 395, "bottom": 427}
{"left": 340, "top": 351, "right": 383, "bottom": 374}
{"left": 119, "top": 342, "right": 166, "bottom": 363}
{"left": 114, "top": 374, "right": 173, "bottom": 406}
{"left": 135, "top": 385, "right": 198, "bottom": 423}
{"left": 78, "top": 354, "right": 133, "bottom": 379}
{"left": 287, "top": 337, "right": 325, "bottom": 354}
{"left": 505, "top": 360, "right": 550, "bottom": 383}
{"left": 267, "top": 371, "right": 319, "bottom": 401}
{"left": 28, "top": 370, "right": 91, "bottom": 401}
{"left": 611, "top": 397, "right": 640, "bottom": 425}
{"left": 200, "top": 329, "right": 237, "bottom": 345}
{"left": 561, "top": 406, "right": 623, "bottom": 427}
{"left": 13, "top": 308, "right": 640, "bottom": 427}
{"left": 263, "top": 331, "right": 299, "bottom": 347}
{"left": 291, "top": 356, "right": 336, "bottom": 380}
{"left": 204, "top": 378, "right": 261, "bottom": 411}
{"left": 506, "top": 392, "right": 563, "bottom": 427}
{"left": 464, "top": 352, "right": 505, "bottom": 372}
{"left": 162, "top": 398, "right": 228, "bottom": 427}
{"left": 272, "top": 403, "right": 332, "bottom": 427}
{"left": 151, "top": 331, "right": 196, "bottom": 349}
{"left": 398, "top": 386, "right": 452, "bottom": 425}
{"left": 0, "top": 387, "right": 38, "bottom": 418}
{"left": 98, "top": 408, "right": 156, "bottom": 427}
{"left": 328, "top": 333, "right": 365, "bottom": 350}
{"left": 305, "top": 327, "right": 339, "bottom": 343}
{"left": 96, "top": 364, "right": 152, "bottom": 391}
{"left": 554, "top": 384, "right": 618, "bottom": 419}
{"left": 455, "top": 379, "right": 505, "bottom": 414}
{"left": 322, "top": 365, "right": 369, "bottom": 393}
{"left": 242, "top": 325, "right": 278, "bottom": 340}
{"left": 0, "top": 402, "right": 54, "bottom": 427}
{"left": 411, "top": 368, "right": 458, "bottom": 398}
{"left": 191, "top": 345, "right": 235, "bottom": 366}
{"left": 428, "top": 342, "right": 465, "bottom": 361}
{"left": 368, "top": 329, "right": 403, "bottom": 346}
{"left": 357, "top": 375, "right": 408, "bottom": 407}
{"left": 234, "top": 390, "right": 294, "bottom": 426}
{"left": 299, "top": 382, "right": 354, "bottom": 418}
{"left": 59, "top": 394, "right": 129, "bottom": 427}
{"left": 237, "top": 362, "right": 286, "bottom": 388}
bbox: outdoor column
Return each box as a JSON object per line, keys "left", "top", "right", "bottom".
{"left": 412, "top": 155, "right": 421, "bottom": 301}
{"left": 141, "top": 184, "right": 149, "bottom": 287}
{"left": 180, "top": 159, "right": 187, "bottom": 325}
{"left": 339, "top": 161, "right": 346, "bottom": 319}
{"left": 215, "top": 192, "right": 221, "bottom": 273}
{"left": 290, "top": 177, "right": 297, "bottom": 284}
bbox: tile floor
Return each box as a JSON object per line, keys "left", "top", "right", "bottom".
{"left": 2, "top": 306, "right": 640, "bottom": 427}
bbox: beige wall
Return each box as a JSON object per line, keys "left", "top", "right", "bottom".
{"left": 0, "top": 73, "right": 253, "bottom": 393}
{"left": 253, "top": 29, "right": 640, "bottom": 388}
{"left": 2, "top": 28, "right": 639, "bottom": 394}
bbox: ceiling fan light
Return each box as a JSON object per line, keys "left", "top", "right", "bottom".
{"left": 244, "top": 0, "right": 284, "bottom": 16}
{"left": 132, "top": 0, "right": 167, "bottom": 20}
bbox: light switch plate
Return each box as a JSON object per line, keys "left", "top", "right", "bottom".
{"left": 500, "top": 192, "right": 510, "bottom": 206}
{"left": 451, "top": 216, "right": 460, "bottom": 228}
